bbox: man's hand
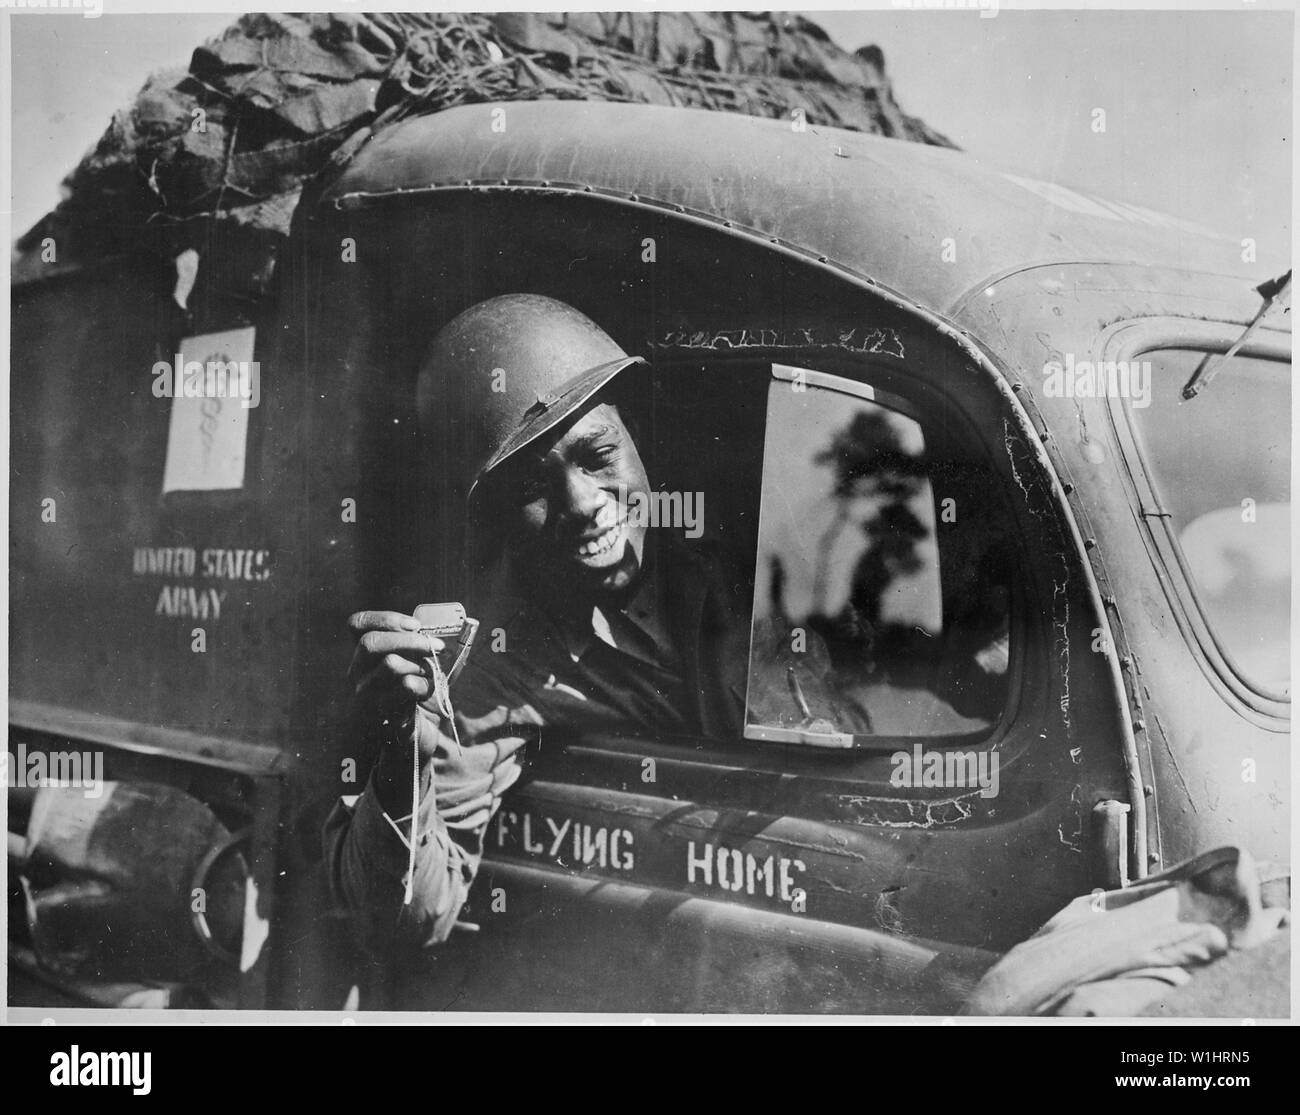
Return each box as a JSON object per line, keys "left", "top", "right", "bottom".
{"left": 347, "top": 610, "right": 444, "bottom": 720}
{"left": 349, "top": 610, "right": 537, "bottom": 799}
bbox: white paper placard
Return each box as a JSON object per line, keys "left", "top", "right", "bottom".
{"left": 161, "top": 327, "right": 257, "bottom": 493}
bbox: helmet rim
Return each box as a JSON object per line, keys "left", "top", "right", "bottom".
{"left": 473, "top": 353, "right": 647, "bottom": 496}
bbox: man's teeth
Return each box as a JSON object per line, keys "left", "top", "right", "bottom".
{"left": 578, "top": 522, "right": 622, "bottom": 556}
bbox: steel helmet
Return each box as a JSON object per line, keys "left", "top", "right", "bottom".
{"left": 416, "top": 294, "right": 646, "bottom": 507}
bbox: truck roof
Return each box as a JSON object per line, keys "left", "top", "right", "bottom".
{"left": 321, "top": 100, "right": 1250, "bottom": 321}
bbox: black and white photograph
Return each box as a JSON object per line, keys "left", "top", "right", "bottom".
{"left": 4, "top": 2, "right": 1294, "bottom": 1031}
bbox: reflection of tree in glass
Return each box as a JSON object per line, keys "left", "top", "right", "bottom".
{"left": 768, "top": 408, "right": 929, "bottom": 676}
{"left": 813, "top": 409, "right": 929, "bottom": 623}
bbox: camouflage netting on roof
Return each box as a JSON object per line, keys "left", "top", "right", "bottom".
{"left": 18, "top": 11, "right": 956, "bottom": 290}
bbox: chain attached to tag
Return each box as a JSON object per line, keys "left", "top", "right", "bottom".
{"left": 401, "top": 608, "right": 478, "bottom": 905}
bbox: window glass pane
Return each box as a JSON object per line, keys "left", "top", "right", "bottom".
{"left": 746, "top": 367, "right": 1011, "bottom": 744}
{"left": 1130, "top": 349, "right": 1290, "bottom": 697}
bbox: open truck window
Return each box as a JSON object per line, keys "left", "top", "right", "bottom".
{"left": 1128, "top": 349, "right": 1290, "bottom": 700}
{"left": 745, "top": 366, "right": 1012, "bottom": 747}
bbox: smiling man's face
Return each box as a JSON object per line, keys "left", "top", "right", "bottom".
{"left": 501, "top": 399, "right": 651, "bottom": 599}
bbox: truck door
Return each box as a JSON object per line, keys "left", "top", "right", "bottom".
{"left": 399, "top": 335, "right": 1128, "bottom": 1014}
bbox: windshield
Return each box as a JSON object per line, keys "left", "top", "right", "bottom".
{"left": 1130, "top": 348, "right": 1290, "bottom": 698}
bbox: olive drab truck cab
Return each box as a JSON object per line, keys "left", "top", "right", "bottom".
{"left": 10, "top": 98, "right": 1288, "bottom": 1012}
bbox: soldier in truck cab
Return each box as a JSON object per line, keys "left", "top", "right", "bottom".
{"left": 324, "top": 294, "right": 858, "bottom": 959}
